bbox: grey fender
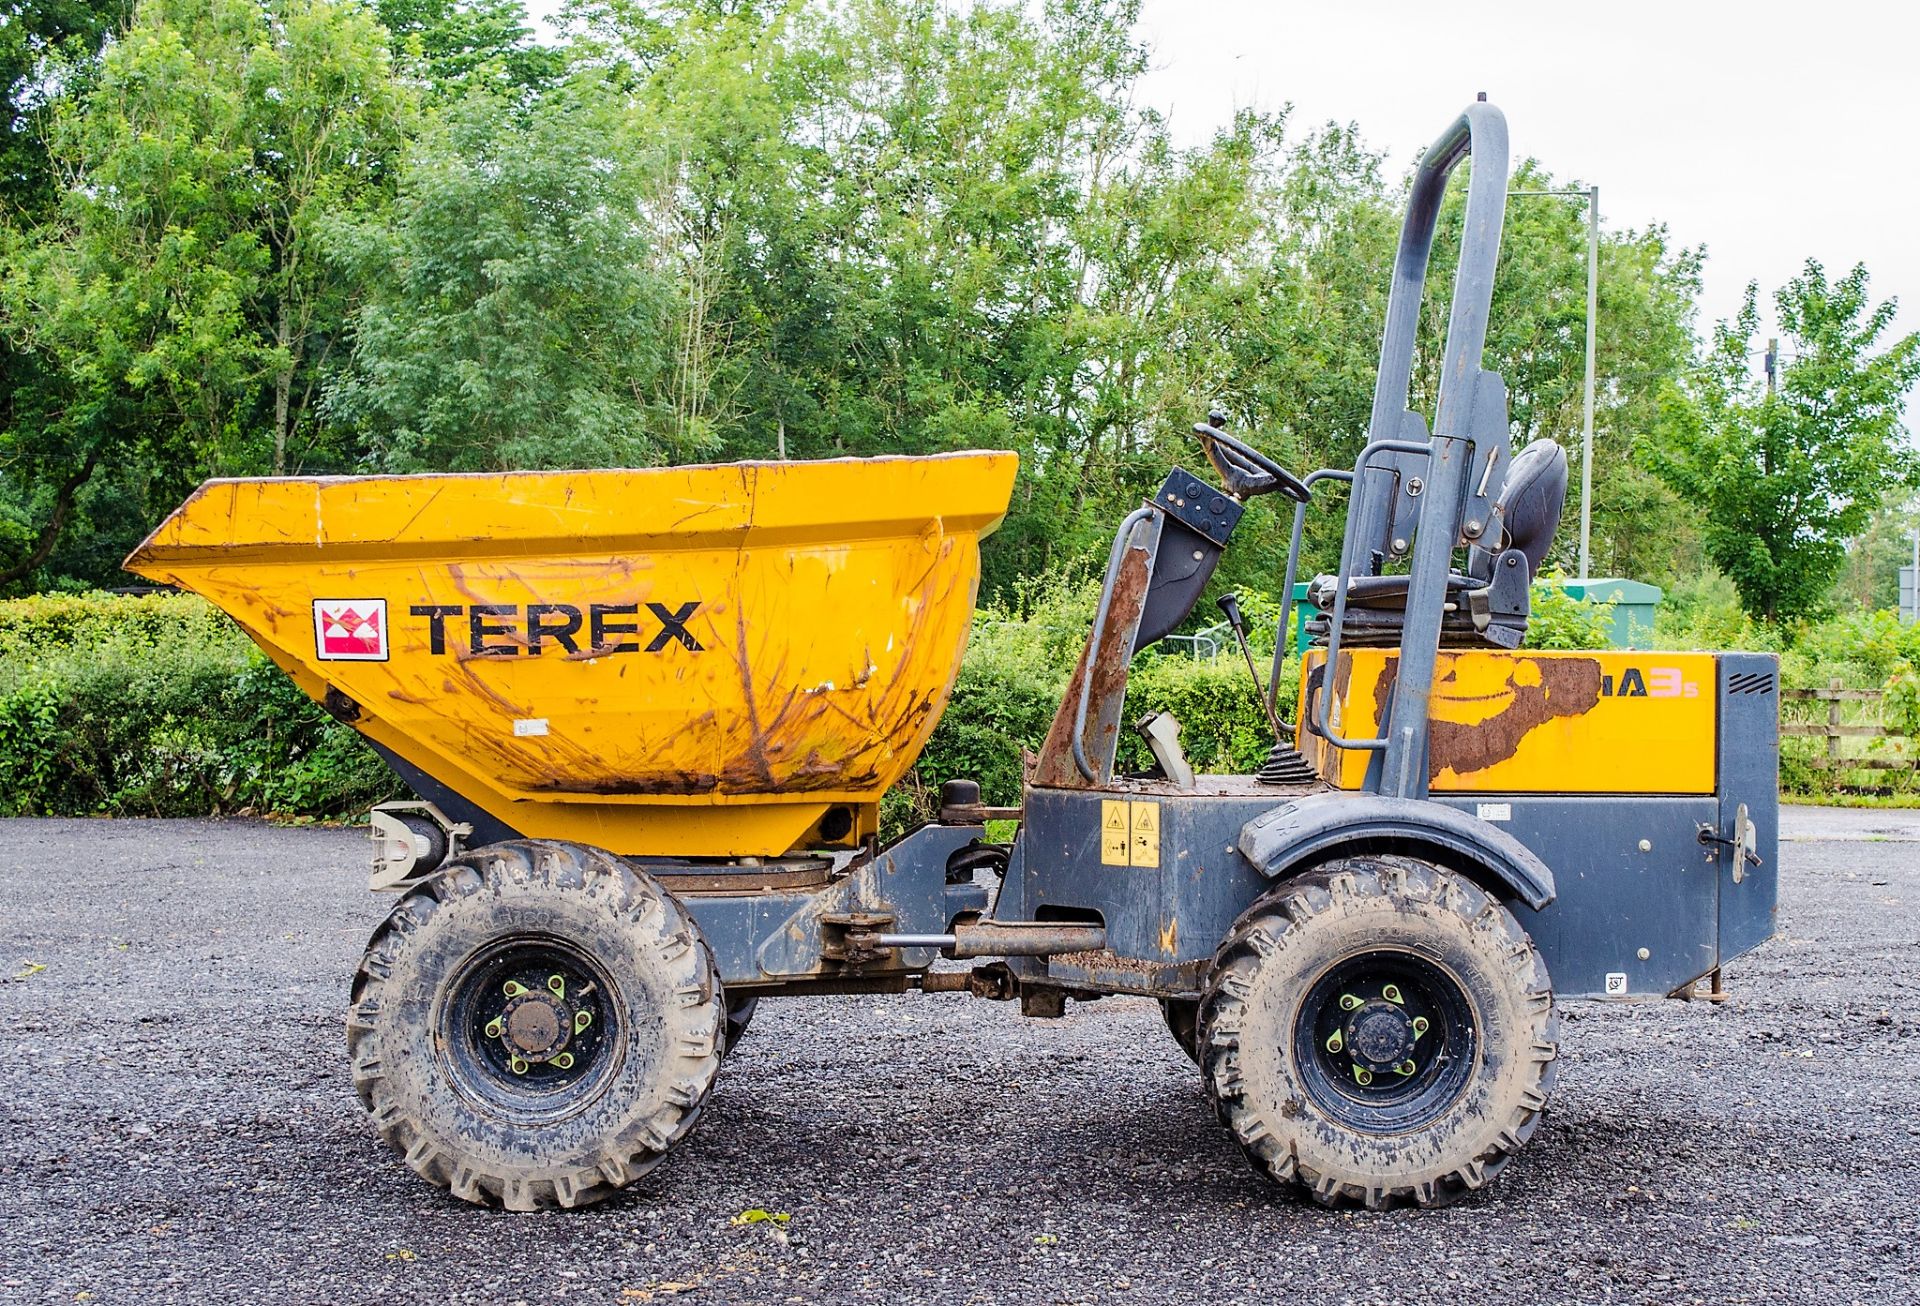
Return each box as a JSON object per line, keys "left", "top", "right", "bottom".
{"left": 1238, "top": 793, "right": 1555, "bottom": 910}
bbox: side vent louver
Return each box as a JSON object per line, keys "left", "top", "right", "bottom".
{"left": 1727, "top": 671, "right": 1776, "bottom": 696}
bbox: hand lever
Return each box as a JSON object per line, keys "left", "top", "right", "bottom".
{"left": 1217, "top": 593, "right": 1288, "bottom": 741}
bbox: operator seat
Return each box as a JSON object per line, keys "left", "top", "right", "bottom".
{"left": 1305, "top": 438, "right": 1568, "bottom": 649}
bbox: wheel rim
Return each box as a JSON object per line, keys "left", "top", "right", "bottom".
{"left": 440, "top": 935, "right": 623, "bottom": 1124}
{"left": 1293, "top": 949, "right": 1476, "bottom": 1133}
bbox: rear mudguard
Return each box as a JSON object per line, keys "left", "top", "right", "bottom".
{"left": 1237, "top": 793, "right": 1555, "bottom": 910}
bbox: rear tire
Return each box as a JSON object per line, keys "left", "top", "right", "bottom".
{"left": 1199, "top": 855, "right": 1557, "bottom": 1209}
{"left": 347, "top": 840, "right": 725, "bottom": 1211}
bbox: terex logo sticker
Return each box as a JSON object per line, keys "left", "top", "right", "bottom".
{"left": 314, "top": 599, "right": 389, "bottom": 661}
{"left": 408, "top": 602, "right": 703, "bottom": 658}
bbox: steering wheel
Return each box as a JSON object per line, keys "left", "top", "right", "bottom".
{"left": 1192, "top": 412, "right": 1312, "bottom": 504}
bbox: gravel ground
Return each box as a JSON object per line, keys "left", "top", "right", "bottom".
{"left": 1, "top": 812, "right": 1916, "bottom": 1305}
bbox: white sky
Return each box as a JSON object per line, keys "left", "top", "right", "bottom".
{"left": 1133, "top": 0, "right": 1919, "bottom": 352}
{"left": 530, "top": 0, "right": 1920, "bottom": 354}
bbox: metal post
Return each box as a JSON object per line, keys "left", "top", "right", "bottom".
{"left": 1580, "top": 185, "right": 1598, "bottom": 580}
{"left": 1904, "top": 526, "right": 1920, "bottom": 626}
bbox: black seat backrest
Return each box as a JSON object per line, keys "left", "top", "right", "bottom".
{"left": 1494, "top": 439, "right": 1567, "bottom": 578}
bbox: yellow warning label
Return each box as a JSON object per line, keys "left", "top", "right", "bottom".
{"left": 1100, "top": 800, "right": 1130, "bottom": 866}
{"left": 1129, "top": 801, "right": 1159, "bottom": 868}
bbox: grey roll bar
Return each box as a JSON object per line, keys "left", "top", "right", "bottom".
{"left": 1311, "top": 99, "right": 1511, "bottom": 798}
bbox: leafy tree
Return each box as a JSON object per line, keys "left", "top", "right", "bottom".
{"left": 1646, "top": 261, "right": 1920, "bottom": 622}
{"left": 0, "top": 0, "right": 411, "bottom": 588}
{"left": 1835, "top": 492, "right": 1918, "bottom": 613}
{"left": 0, "top": 1, "right": 134, "bottom": 587}
{"left": 324, "top": 80, "right": 694, "bottom": 470}
{"left": 0, "top": 0, "right": 1722, "bottom": 604}
{"left": 377, "top": 0, "right": 562, "bottom": 98}
{"left": 1, "top": 0, "right": 134, "bottom": 214}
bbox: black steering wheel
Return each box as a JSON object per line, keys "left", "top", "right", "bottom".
{"left": 1192, "top": 412, "right": 1312, "bottom": 504}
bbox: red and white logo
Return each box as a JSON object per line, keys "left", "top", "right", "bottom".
{"left": 313, "top": 599, "right": 388, "bottom": 661}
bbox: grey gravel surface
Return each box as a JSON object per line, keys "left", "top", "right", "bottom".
{"left": 1, "top": 815, "right": 1916, "bottom": 1305}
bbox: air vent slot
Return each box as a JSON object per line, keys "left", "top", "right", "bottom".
{"left": 1727, "top": 671, "right": 1776, "bottom": 696}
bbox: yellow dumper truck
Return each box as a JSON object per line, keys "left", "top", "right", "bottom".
{"left": 127, "top": 101, "right": 1778, "bottom": 1211}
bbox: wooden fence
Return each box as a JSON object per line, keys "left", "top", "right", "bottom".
{"left": 1780, "top": 679, "right": 1913, "bottom": 773}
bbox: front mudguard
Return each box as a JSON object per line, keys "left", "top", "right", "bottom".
{"left": 1237, "top": 793, "right": 1555, "bottom": 911}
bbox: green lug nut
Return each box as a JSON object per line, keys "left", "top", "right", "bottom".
{"left": 1393, "top": 1060, "right": 1416, "bottom": 1077}
{"left": 1411, "top": 1016, "right": 1430, "bottom": 1040}
{"left": 1382, "top": 984, "right": 1404, "bottom": 1005}
{"left": 508, "top": 1056, "right": 528, "bottom": 1075}
{"left": 503, "top": 980, "right": 528, "bottom": 998}
{"left": 1352, "top": 1066, "right": 1373, "bottom": 1087}
{"left": 1338, "top": 993, "right": 1363, "bottom": 1012}
{"left": 484, "top": 1017, "right": 504, "bottom": 1040}
{"left": 574, "top": 1010, "right": 593, "bottom": 1033}
{"left": 547, "top": 974, "right": 566, "bottom": 999}
{"left": 552, "top": 1052, "right": 575, "bottom": 1070}
{"left": 1325, "top": 1030, "right": 1344, "bottom": 1054}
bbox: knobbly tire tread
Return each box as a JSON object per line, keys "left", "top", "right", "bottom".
{"left": 1198, "top": 855, "right": 1559, "bottom": 1210}
{"left": 347, "top": 839, "right": 725, "bottom": 1211}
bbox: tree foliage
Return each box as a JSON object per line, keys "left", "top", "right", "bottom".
{"left": 0, "top": 0, "right": 410, "bottom": 586}
{"left": 325, "top": 79, "right": 693, "bottom": 469}
{"left": 1646, "top": 262, "right": 1920, "bottom": 622}
{"left": 0, "top": 0, "right": 1906, "bottom": 626}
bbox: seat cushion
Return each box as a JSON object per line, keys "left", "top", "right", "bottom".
{"left": 1496, "top": 439, "right": 1568, "bottom": 577}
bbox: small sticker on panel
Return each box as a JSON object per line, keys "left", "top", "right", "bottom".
{"left": 1130, "top": 801, "right": 1160, "bottom": 868}
{"left": 1476, "top": 802, "right": 1512, "bottom": 822}
{"left": 313, "top": 598, "right": 388, "bottom": 661}
{"left": 1100, "top": 800, "right": 1129, "bottom": 866}
{"left": 513, "top": 718, "right": 550, "bottom": 737}
{"left": 1604, "top": 972, "right": 1629, "bottom": 996}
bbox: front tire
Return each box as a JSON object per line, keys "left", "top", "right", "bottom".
{"left": 1200, "top": 855, "right": 1557, "bottom": 1209}
{"left": 347, "top": 840, "right": 725, "bottom": 1210}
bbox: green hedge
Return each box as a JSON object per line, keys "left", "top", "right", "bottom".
{"left": 0, "top": 593, "right": 395, "bottom": 819}
{"left": 0, "top": 591, "right": 1277, "bottom": 829}
{"left": 13, "top": 587, "right": 1907, "bottom": 826}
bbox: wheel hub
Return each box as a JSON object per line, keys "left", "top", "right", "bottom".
{"left": 1346, "top": 1001, "right": 1416, "bottom": 1068}
{"left": 476, "top": 971, "right": 598, "bottom": 1076}
{"left": 1310, "top": 968, "right": 1449, "bottom": 1099}
{"left": 501, "top": 992, "right": 571, "bottom": 1061}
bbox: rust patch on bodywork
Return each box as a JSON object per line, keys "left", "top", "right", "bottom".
{"left": 1032, "top": 541, "right": 1153, "bottom": 789}
{"left": 1374, "top": 655, "right": 1604, "bottom": 780}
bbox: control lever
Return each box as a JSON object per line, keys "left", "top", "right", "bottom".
{"left": 1217, "top": 593, "right": 1288, "bottom": 742}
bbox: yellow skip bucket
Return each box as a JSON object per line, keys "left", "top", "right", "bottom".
{"left": 125, "top": 452, "right": 1018, "bottom": 856}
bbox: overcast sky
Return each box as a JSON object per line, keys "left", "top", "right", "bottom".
{"left": 531, "top": 0, "right": 1917, "bottom": 355}
{"left": 1133, "top": 0, "right": 1917, "bottom": 353}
